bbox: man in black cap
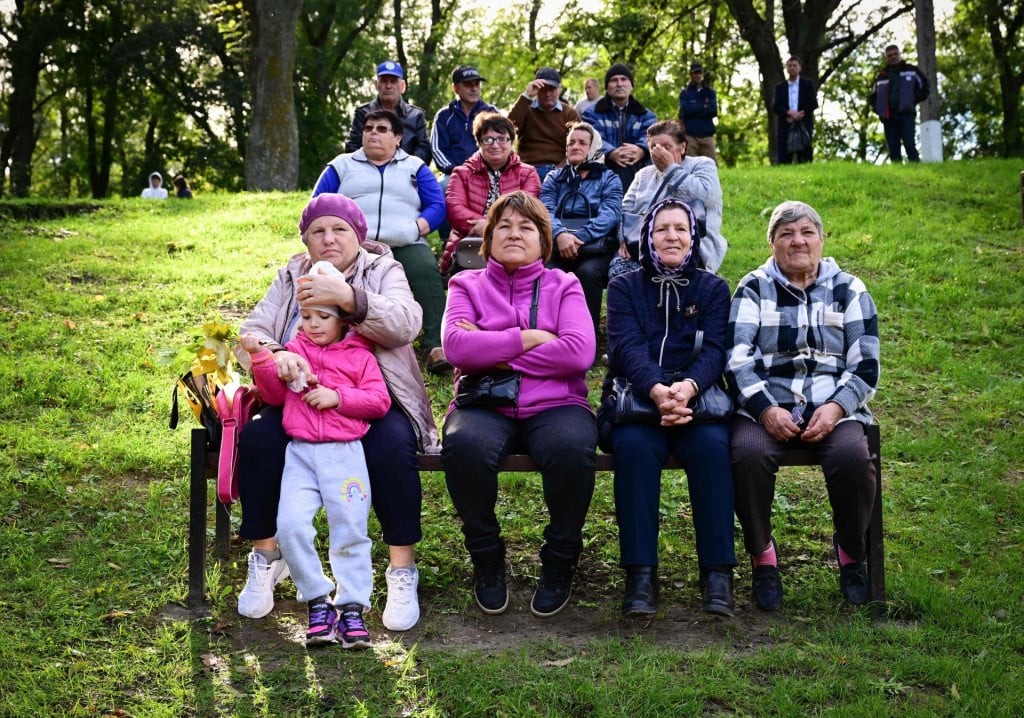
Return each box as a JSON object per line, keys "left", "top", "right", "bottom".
{"left": 345, "top": 60, "right": 431, "bottom": 163}
{"left": 678, "top": 62, "right": 719, "bottom": 161}
{"left": 431, "top": 65, "right": 498, "bottom": 177}
{"left": 508, "top": 67, "right": 580, "bottom": 182}
{"left": 582, "top": 62, "right": 657, "bottom": 190}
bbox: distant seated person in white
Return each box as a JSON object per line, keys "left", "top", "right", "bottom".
{"left": 141, "top": 172, "right": 168, "bottom": 199}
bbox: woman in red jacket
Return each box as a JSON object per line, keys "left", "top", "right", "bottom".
{"left": 439, "top": 112, "right": 542, "bottom": 276}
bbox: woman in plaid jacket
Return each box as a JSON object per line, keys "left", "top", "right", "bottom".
{"left": 726, "top": 200, "right": 879, "bottom": 611}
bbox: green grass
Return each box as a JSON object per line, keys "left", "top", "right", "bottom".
{"left": 1, "top": 160, "right": 1023, "bottom": 716}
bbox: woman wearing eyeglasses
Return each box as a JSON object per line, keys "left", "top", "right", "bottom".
{"left": 439, "top": 112, "right": 541, "bottom": 277}
{"left": 312, "top": 109, "right": 450, "bottom": 373}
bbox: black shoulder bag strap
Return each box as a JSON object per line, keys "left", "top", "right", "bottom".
{"left": 529, "top": 277, "right": 541, "bottom": 328}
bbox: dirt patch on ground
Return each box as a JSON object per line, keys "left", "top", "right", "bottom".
{"left": 173, "top": 576, "right": 790, "bottom": 660}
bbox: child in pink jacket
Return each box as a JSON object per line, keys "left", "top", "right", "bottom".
{"left": 241, "top": 262, "right": 390, "bottom": 648}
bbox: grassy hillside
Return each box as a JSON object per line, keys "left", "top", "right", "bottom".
{"left": 0, "top": 159, "right": 1022, "bottom": 716}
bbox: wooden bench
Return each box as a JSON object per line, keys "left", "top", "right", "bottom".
{"left": 187, "top": 424, "right": 884, "bottom": 613}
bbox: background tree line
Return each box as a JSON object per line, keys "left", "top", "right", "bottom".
{"left": 0, "top": 0, "right": 1020, "bottom": 198}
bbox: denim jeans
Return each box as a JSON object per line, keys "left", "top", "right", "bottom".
{"left": 611, "top": 421, "right": 736, "bottom": 568}
{"left": 442, "top": 404, "right": 597, "bottom": 561}
{"left": 883, "top": 113, "right": 919, "bottom": 162}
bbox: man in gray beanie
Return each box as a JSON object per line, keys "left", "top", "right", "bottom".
{"left": 582, "top": 62, "right": 657, "bottom": 191}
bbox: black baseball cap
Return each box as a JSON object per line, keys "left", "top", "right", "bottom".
{"left": 534, "top": 67, "right": 562, "bottom": 88}
{"left": 452, "top": 65, "right": 487, "bottom": 83}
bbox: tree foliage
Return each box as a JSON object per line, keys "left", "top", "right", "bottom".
{"left": 0, "top": 0, "right": 1020, "bottom": 197}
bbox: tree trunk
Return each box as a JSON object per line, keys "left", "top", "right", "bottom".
{"left": 915, "top": 0, "right": 940, "bottom": 122}
{"left": 2, "top": 1, "right": 55, "bottom": 197}
{"left": 724, "top": 0, "right": 782, "bottom": 162}
{"left": 983, "top": 0, "right": 1024, "bottom": 157}
{"left": 244, "top": 0, "right": 302, "bottom": 191}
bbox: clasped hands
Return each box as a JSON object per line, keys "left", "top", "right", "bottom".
{"left": 759, "top": 402, "right": 844, "bottom": 443}
{"left": 649, "top": 380, "right": 698, "bottom": 426}
{"left": 609, "top": 143, "right": 645, "bottom": 167}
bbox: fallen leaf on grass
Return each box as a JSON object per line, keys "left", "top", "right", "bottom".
{"left": 99, "top": 610, "right": 134, "bottom": 621}
{"left": 541, "top": 657, "right": 575, "bottom": 668}
{"left": 951, "top": 683, "right": 960, "bottom": 700}
{"left": 63, "top": 318, "right": 76, "bottom": 329}
{"left": 47, "top": 557, "right": 72, "bottom": 569}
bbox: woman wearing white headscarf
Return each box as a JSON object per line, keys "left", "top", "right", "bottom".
{"left": 540, "top": 121, "right": 623, "bottom": 343}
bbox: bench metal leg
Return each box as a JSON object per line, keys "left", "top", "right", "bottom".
{"left": 188, "top": 428, "right": 208, "bottom": 610}
{"left": 215, "top": 499, "right": 231, "bottom": 559}
{"left": 866, "top": 423, "right": 886, "bottom": 613}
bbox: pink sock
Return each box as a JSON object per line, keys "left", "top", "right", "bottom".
{"left": 752, "top": 541, "right": 777, "bottom": 568}
{"left": 836, "top": 543, "right": 856, "bottom": 566}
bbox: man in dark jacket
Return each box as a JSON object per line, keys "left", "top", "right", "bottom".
{"left": 869, "top": 45, "right": 929, "bottom": 163}
{"left": 430, "top": 65, "right": 497, "bottom": 177}
{"left": 772, "top": 56, "right": 818, "bottom": 165}
{"left": 582, "top": 63, "right": 657, "bottom": 191}
{"left": 345, "top": 61, "right": 431, "bottom": 164}
{"left": 678, "top": 62, "right": 718, "bottom": 162}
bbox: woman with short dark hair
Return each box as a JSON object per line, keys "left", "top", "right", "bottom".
{"left": 442, "top": 191, "right": 597, "bottom": 619}
{"left": 438, "top": 112, "right": 541, "bottom": 276}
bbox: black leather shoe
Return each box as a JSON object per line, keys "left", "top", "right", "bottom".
{"left": 622, "top": 565, "right": 658, "bottom": 617}
{"left": 531, "top": 556, "right": 577, "bottom": 617}
{"left": 472, "top": 552, "right": 509, "bottom": 615}
{"left": 750, "top": 538, "right": 783, "bottom": 611}
{"left": 835, "top": 536, "right": 869, "bottom": 605}
{"left": 699, "top": 569, "right": 735, "bottom": 617}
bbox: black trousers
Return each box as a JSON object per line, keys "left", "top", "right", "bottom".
{"left": 730, "top": 417, "right": 876, "bottom": 561}
{"left": 442, "top": 404, "right": 597, "bottom": 562}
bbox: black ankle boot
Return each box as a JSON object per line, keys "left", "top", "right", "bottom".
{"left": 699, "top": 568, "right": 735, "bottom": 617}
{"left": 530, "top": 547, "right": 577, "bottom": 618}
{"left": 471, "top": 543, "right": 509, "bottom": 615}
{"left": 622, "top": 565, "right": 658, "bottom": 617}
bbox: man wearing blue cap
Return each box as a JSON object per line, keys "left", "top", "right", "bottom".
{"left": 345, "top": 61, "right": 431, "bottom": 164}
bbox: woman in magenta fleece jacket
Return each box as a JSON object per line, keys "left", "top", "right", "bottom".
{"left": 441, "top": 191, "right": 597, "bottom": 620}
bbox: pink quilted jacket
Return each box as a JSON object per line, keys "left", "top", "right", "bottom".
{"left": 440, "top": 151, "right": 541, "bottom": 274}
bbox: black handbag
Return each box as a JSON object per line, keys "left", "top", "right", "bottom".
{"left": 454, "top": 370, "right": 521, "bottom": 408}
{"left": 611, "top": 376, "right": 661, "bottom": 424}
{"left": 555, "top": 189, "right": 611, "bottom": 256}
{"left": 454, "top": 278, "right": 541, "bottom": 409}
{"left": 786, "top": 122, "right": 811, "bottom": 154}
{"left": 604, "top": 329, "right": 733, "bottom": 426}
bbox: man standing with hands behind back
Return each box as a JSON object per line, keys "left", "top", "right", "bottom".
{"left": 678, "top": 62, "right": 718, "bottom": 161}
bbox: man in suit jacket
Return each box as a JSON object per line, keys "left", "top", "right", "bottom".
{"left": 773, "top": 56, "right": 819, "bottom": 165}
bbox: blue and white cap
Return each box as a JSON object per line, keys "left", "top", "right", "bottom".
{"left": 376, "top": 60, "right": 404, "bottom": 79}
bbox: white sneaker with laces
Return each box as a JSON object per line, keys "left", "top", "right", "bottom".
{"left": 382, "top": 564, "right": 420, "bottom": 631}
{"left": 237, "top": 550, "right": 290, "bottom": 619}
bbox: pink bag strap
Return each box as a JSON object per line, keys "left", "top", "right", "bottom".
{"left": 215, "top": 385, "right": 258, "bottom": 504}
